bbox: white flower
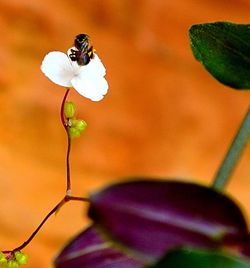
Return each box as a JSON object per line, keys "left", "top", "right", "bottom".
{"left": 41, "top": 48, "right": 108, "bottom": 101}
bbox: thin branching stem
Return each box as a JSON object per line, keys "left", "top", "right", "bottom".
{"left": 2, "top": 196, "right": 89, "bottom": 254}
{"left": 2, "top": 87, "right": 90, "bottom": 254}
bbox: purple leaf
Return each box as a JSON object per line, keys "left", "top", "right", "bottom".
{"left": 239, "top": 235, "right": 250, "bottom": 259}
{"left": 54, "top": 225, "right": 145, "bottom": 268}
{"left": 88, "top": 179, "right": 248, "bottom": 259}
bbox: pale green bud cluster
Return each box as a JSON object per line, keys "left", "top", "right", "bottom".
{"left": 64, "top": 101, "right": 87, "bottom": 139}
{"left": 0, "top": 251, "right": 28, "bottom": 268}
{"left": 68, "top": 119, "right": 87, "bottom": 139}
{"left": 0, "top": 252, "right": 7, "bottom": 266}
{"left": 5, "top": 260, "right": 19, "bottom": 268}
{"left": 14, "top": 252, "right": 28, "bottom": 265}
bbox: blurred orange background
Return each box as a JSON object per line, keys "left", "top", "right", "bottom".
{"left": 0, "top": 0, "right": 249, "bottom": 267}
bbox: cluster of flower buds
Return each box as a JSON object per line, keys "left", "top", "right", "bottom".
{"left": 0, "top": 251, "right": 28, "bottom": 267}
{"left": 64, "top": 101, "right": 87, "bottom": 139}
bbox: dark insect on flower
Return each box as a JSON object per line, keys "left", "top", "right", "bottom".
{"left": 69, "top": 34, "right": 95, "bottom": 66}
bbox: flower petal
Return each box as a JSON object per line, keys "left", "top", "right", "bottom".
{"left": 41, "top": 51, "right": 75, "bottom": 87}
{"left": 80, "top": 54, "right": 106, "bottom": 77}
{"left": 71, "top": 72, "right": 108, "bottom": 101}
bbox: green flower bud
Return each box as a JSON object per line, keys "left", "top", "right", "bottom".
{"left": 14, "top": 252, "right": 28, "bottom": 265}
{"left": 68, "top": 119, "right": 87, "bottom": 138}
{"left": 0, "top": 252, "right": 7, "bottom": 264}
{"left": 6, "top": 260, "right": 19, "bottom": 268}
{"left": 64, "top": 101, "right": 76, "bottom": 119}
{"left": 68, "top": 127, "right": 81, "bottom": 139}
{"left": 74, "top": 120, "right": 87, "bottom": 132}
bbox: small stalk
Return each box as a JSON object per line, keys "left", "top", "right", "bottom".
{"left": 66, "top": 133, "right": 72, "bottom": 195}
{"left": 60, "top": 88, "right": 72, "bottom": 195}
{"left": 212, "top": 107, "right": 250, "bottom": 191}
{"left": 60, "top": 88, "right": 70, "bottom": 130}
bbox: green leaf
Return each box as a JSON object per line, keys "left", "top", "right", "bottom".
{"left": 189, "top": 22, "right": 250, "bottom": 89}
{"left": 152, "top": 248, "right": 250, "bottom": 268}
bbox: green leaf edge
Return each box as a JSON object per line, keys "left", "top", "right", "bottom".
{"left": 189, "top": 21, "right": 250, "bottom": 90}
{"left": 151, "top": 247, "right": 250, "bottom": 268}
